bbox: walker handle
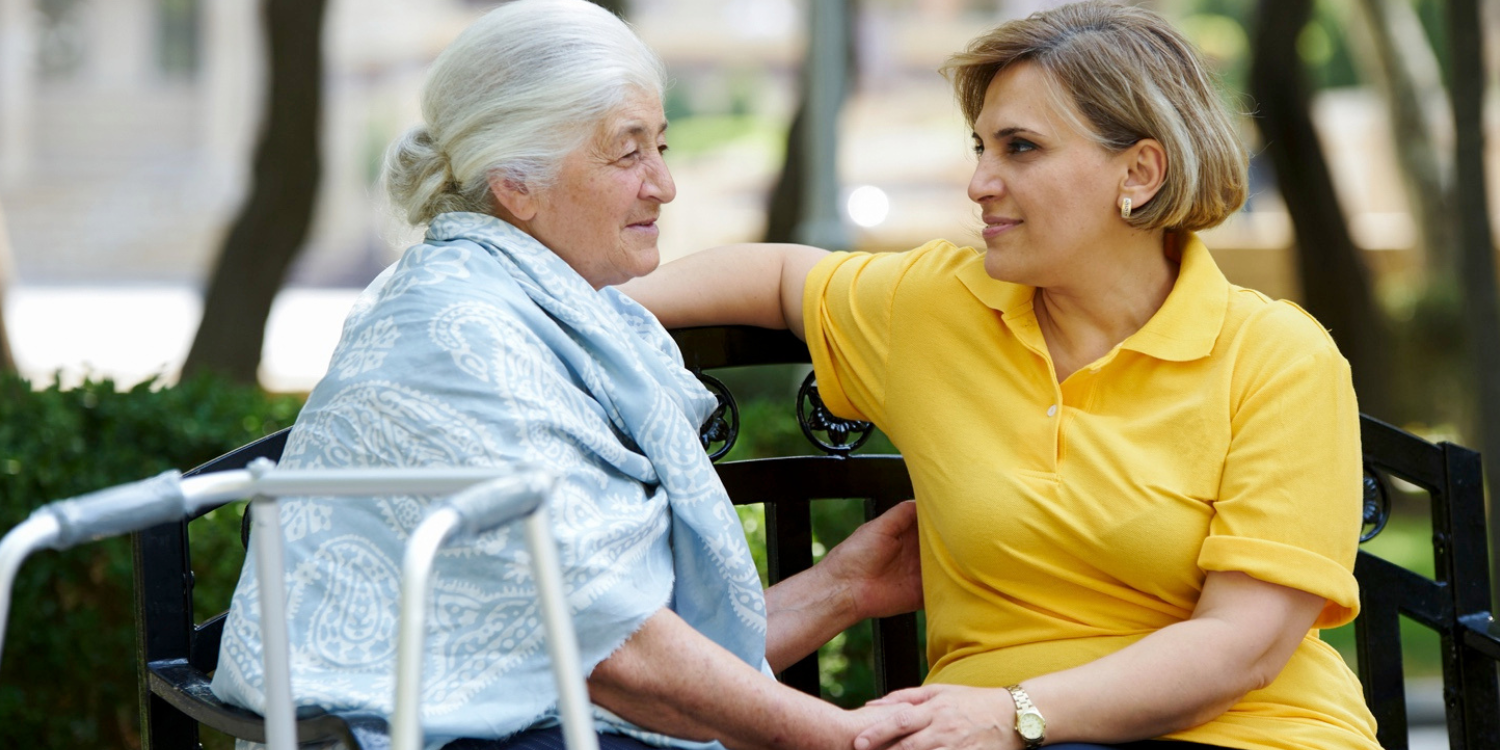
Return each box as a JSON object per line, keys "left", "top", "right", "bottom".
{"left": 445, "top": 471, "right": 553, "bottom": 539}
{"left": 39, "top": 470, "right": 186, "bottom": 550}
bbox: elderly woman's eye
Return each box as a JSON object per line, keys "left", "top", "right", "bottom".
{"left": 658, "top": 144, "right": 670, "bottom": 154}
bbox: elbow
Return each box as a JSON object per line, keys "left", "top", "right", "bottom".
{"left": 1183, "top": 650, "right": 1288, "bottom": 728}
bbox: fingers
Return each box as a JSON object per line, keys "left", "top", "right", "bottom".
{"left": 876, "top": 499, "right": 918, "bottom": 534}
{"left": 854, "top": 704, "right": 932, "bottom": 750}
{"left": 867, "top": 685, "right": 936, "bottom": 706}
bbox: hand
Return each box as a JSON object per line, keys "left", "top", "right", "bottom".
{"left": 835, "top": 703, "right": 918, "bottom": 750}
{"left": 819, "top": 500, "right": 923, "bottom": 620}
{"left": 854, "top": 684, "right": 1020, "bottom": 750}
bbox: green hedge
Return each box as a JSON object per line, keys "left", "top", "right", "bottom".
{"left": 0, "top": 372, "right": 302, "bottom": 748}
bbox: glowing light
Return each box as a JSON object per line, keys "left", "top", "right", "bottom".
{"left": 845, "top": 185, "right": 890, "bottom": 228}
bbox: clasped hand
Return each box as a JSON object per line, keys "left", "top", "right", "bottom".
{"left": 853, "top": 684, "right": 1021, "bottom": 750}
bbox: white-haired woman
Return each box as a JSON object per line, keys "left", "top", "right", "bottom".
{"left": 210, "top": 2, "right": 920, "bottom": 748}
{"left": 623, "top": 2, "right": 1380, "bottom": 749}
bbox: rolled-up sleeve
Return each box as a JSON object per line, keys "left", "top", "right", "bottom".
{"left": 1199, "top": 303, "right": 1364, "bottom": 628}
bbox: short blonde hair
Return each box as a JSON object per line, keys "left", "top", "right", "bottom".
{"left": 943, "top": 1, "right": 1246, "bottom": 232}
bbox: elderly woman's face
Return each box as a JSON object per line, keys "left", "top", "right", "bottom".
{"left": 967, "top": 62, "right": 1136, "bottom": 286}
{"left": 509, "top": 88, "right": 676, "bottom": 289}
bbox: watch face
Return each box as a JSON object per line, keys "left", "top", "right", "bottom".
{"left": 1018, "top": 712, "right": 1046, "bottom": 740}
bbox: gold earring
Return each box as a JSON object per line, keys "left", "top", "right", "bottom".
{"left": 1120, "top": 197, "right": 1132, "bottom": 220}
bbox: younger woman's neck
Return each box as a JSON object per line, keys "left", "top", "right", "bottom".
{"left": 1033, "top": 230, "right": 1178, "bottom": 379}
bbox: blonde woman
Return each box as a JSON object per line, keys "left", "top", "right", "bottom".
{"left": 623, "top": 2, "right": 1380, "bottom": 748}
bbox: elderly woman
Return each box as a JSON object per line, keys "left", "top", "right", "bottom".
{"left": 209, "top": 2, "right": 920, "bottom": 748}
{"left": 623, "top": 3, "right": 1380, "bottom": 749}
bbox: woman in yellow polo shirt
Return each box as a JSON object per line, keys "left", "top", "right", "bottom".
{"left": 622, "top": 2, "right": 1380, "bottom": 749}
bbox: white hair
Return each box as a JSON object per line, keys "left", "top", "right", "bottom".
{"left": 384, "top": 0, "right": 667, "bottom": 226}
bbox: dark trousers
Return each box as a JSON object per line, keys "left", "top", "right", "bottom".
{"left": 443, "top": 728, "right": 1228, "bottom": 750}
{"left": 1051, "top": 743, "right": 1228, "bottom": 749}
{"left": 443, "top": 727, "right": 655, "bottom": 750}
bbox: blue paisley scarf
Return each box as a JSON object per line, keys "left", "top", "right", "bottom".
{"left": 210, "top": 212, "right": 769, "bottom": 749}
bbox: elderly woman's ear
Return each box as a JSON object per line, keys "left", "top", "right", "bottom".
{"left": 1118, "top": 137, "right": 1167, "bottom": 216}
{"left": 490, "top": 175, "right": 539, "bottom": 222}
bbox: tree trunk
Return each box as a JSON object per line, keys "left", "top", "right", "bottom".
{"left": 588, "top": 0, "right": 629, "bottom": 17}
{"left": 1249, "top": 0, "right": 1390, "bottom": 419}
{"left": 764, "top": 1, "right": 858, "bottom": 243}
{"left": 0, "top": 200, "right": 13, "bottom": 374}
{"left": 182, "top": 0, "right": 326, "bottom": 384}
{"left": 1444, "top": 0, "right": 1500, "bottom": 605}
{"left": 1348, "top": 0, "right": 1455, "bottom": 281}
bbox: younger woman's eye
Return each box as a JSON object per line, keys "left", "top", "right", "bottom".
{"left": 971, "top": 136, "right": 984, "bottom": 156}
{"left": 1007, "top": 138, "right": 1037, "bottom": 155}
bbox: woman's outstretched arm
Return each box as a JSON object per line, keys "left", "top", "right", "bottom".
{"left": 851, "top": 571, "right": 1325, "bottom": 750}
{"left": 617, "top": 244, "right": 828, "bottom": 338}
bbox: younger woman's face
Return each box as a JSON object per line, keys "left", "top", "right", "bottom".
{"left": 967, "top": 62, "right": 1136, "bottom": 287}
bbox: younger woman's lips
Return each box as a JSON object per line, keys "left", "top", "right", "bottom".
{"left": 982, "top": 220, "right": 1019, "bottom": 239}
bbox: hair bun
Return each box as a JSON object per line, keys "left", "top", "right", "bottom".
{"left": 384, "top": 126, "right": 468, "bottom": 225}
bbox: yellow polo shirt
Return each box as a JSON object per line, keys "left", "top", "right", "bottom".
{"left": 802, "top": 235, "right": 1380, "bottom": 750}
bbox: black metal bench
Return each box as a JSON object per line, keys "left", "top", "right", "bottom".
{"left": 131, "top": 326, "right": 1500, "bottom": 748}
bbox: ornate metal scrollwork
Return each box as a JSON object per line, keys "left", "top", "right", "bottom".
{"left": 1360, "top": 466, "right": 1391, "bottom": 543}
{"left": 695, "top": 371, "right": 739, "bottom": 461}
{"left": 797, "top": 372, "right": 873, "bottom": 456}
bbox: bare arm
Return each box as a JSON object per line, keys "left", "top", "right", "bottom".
{"left": 589, "top": 608, "right": 895, "bottom": 750}
{"left": 855, "top": 570, "right": 1325, "bottom": 750}
{"left": 618, "top": 244, "right": 829, "bottom": 338}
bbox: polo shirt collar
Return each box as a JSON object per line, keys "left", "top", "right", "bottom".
{"left": 954, "top": 232, "right": 1228, "bottom": 362}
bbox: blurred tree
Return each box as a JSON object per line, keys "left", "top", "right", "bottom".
{"left": 1443, "top": 0, "right": 1500, "bottom": 602}
{"left": 0, "top": 201, "right": 13, "bottom": 373}
{"left": 182, "top": 0, "right": 327, "bottom": 384}
{"left": 765, "top": 0, "right": 858, "bottom": 244}
{"left": 588, "top": 0, "right": 628, "bottom": 16}
{"left": 1347, "top": 0, "right": 1455, "bottom": 280}
{"left": 1248, "top": 0, "right": 1391, "bottom": 418}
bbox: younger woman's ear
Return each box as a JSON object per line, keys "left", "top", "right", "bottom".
{"left": 489, "top": 175, "right": 537, "bottom": 222}
{"left": 1120, "top": 138, "right": 1167, "bottom": 207}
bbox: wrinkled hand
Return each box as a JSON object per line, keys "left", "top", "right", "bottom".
{"left": 835, "top": 702, "right": 916, "bottom": 750}
{"left": 820, "top": 500, "right": 922, "bottom": 620}
{"left": 854, "top": 684, "right": 1019, "bottom": 750}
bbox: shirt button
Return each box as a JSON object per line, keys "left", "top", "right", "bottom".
{"left": 1047, "top": 404, "right": 1058, "bottom": 417}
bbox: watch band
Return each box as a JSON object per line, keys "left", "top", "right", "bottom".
{"left": 1005, "top": 684, "right": 1046, "bottom": 748}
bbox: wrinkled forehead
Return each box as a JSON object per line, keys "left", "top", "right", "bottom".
{"left": 590, "top": 87, "right": 669, "bottom": 145}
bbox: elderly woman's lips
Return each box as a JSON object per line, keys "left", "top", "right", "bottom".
{"left": 628, "top": 220, "right": 658, "bottom": 232}
{"left": 982, "top": 219, "right": 1020, "bottom": 239}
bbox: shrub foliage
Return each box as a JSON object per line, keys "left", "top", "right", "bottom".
{"left": 0, "top": 372, "right": 301, "bottom": 748}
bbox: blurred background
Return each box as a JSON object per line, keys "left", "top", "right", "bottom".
{"left": 1, "top": 0, "right": 1499, "bottom": 746}
{"left": 0, "top": 0, "right": 1494, "bottom": 398}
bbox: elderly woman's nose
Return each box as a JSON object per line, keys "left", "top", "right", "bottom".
{"left": 642, "top": 158, "right": 676, "bottom": 203}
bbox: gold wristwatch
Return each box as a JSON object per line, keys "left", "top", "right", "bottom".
{"left": 1004, "top": 684, "right": 1046, "bottom": 748}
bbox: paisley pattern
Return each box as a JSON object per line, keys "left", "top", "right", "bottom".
{"left": 211, "top": 213, "right": 767, "bottom": 749}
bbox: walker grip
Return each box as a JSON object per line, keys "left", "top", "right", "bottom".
{"left": 40, "top": 470, "right": 186, "bottom": 549}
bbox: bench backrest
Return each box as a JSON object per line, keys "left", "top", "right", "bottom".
{"left": 1355, "top": 417, "right": 1500, "bottom": 749}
